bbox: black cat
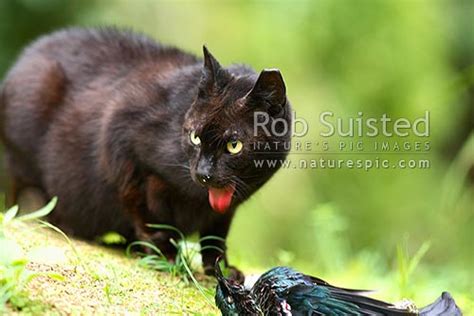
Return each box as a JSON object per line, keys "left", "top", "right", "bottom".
{"left": 0, "top": 27, "right": 292, "bottom": 277}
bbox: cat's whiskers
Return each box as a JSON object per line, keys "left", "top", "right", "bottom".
{"left": 235, "top": 179, "right": 252, "bottom": 200}
{"left": 219, "top": 175, "right": 251, "bottom": 201}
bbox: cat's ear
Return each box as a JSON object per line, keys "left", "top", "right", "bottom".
{"left": 247, "top": 69, "right": 287, "bottom": 116}
{"left": 199, "top": 46, "right": 231, "bottom": 96}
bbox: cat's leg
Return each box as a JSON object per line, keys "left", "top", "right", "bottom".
{"left": 120, "top": 174, "right": 178, "bottom": 260}
{"left": 143, "top": 175, "right": 180, "bottom": 260}
{"left": 200, "top": 212, "right": 244, "bottom": 282}
{"left": 4, "top": 152, "right": 43, "bottom": 209}
{"left": 124, "top": 201, "right": 179, "bottom": 260}
{"left": 6, "top": 176, "right": 21, "bottom": 208}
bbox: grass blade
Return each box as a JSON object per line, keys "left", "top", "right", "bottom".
{"left": 17, "top": 197, "right": 58, "bottom": 222}
{"left": 3, "top": 206, "right": 19, "bottom": 224}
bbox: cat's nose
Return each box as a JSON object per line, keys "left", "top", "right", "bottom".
{"left": 196, "top": 162, "right": 213, "bottom": 185}
{"left": 196, "top": 156, "right": 214, "bottom": 185}
{"left": 196, "top": 170, "right": 213, "bottom": 185}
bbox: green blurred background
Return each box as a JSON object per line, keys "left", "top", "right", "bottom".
{"left": 0, "top": 0, "right": 472, "bottom": 311}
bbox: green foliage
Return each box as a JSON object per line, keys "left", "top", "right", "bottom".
{"left": 0, "top": 198, "right": 64, "bottom": 312}
{"left": 396, "top": 240, "right": 431, "bottom": 298}
{"left": 126, "top": 224, "right": 218, "bottom": 306}
{"left": 97, "top": 231, "right": 127, "bottom": 245}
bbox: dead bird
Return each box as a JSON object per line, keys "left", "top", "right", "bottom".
{"left": 215, "top": 263, "right": 462, "bottom": 315}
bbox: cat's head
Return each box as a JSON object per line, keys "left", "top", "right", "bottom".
{"left": 183, "top": 47, "right": 292, "bottom": 213}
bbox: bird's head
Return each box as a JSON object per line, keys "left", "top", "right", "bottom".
{"left": 214, "top": 259, "right": 261, "bottom": 315}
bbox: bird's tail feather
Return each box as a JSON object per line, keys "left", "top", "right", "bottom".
{"left": 328, "top": 289, "right": 416, "bottom": 316}
{"left": 419, "top": 292, "right": 462, "bottom": 316}
{"left": 308, "top": 276, "right": 416, "bottom": 315}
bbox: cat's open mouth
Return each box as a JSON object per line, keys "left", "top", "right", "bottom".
{"left": 208, "top": 185, "right": 235, "bottom": 214}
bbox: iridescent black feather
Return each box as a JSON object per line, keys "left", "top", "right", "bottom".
{"left": 251, "top": 267, "right": 413, "bottom": 316}
{"left": 215, "top": 263, "right": 462, "bottom": 316}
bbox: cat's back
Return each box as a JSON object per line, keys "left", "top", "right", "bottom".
{"left": 0, "top": 27, "right": 198, "bottom": 187}
{"left": 16, "top": 27, "right": 198, "bottom": 82}
{"left": 1, "top": 27, "right": 198, "bottom": 146}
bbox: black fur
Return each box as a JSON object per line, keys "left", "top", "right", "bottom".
{"left": 0, "top": 27, "right": 292, "bottom": 276}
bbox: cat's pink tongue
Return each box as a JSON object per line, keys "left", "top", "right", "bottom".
{"left": 208, "top": 185, "right": 235, "bottom": 214}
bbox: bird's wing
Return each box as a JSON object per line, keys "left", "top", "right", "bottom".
{"left": 285, "top": 284, "right": 364, "bottom": 315}
{"left": 304, "top": 274, "right": 421, "bottom": 315}
{"left": 324, "top": 286, "right": 417, "bottom": 316}
{"left": 284, "top": 283, "right": 418, "bottom": 316}
{"left": 309, "top": 275, "right": 373, "bottom": 294}
{"left": 253, "top": 267, "right": 416, "bottom": 315}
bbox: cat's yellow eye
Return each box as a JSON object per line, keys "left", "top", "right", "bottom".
{"left": 226, "top": 140, "right": 243, "bottom": 155}
{"left": 190, "top": 131, "right": 201, "bottom": 146}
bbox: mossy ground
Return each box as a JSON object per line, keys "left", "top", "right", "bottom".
{"left": 4, "top": 222, "right": 218, "bottom": 315}
{"left": 2, "top": 214, "right": 472, "bottom": 315}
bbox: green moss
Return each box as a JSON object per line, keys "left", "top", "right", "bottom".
{"left": 3, "top": 222, "right": 218, "bottom": 315}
